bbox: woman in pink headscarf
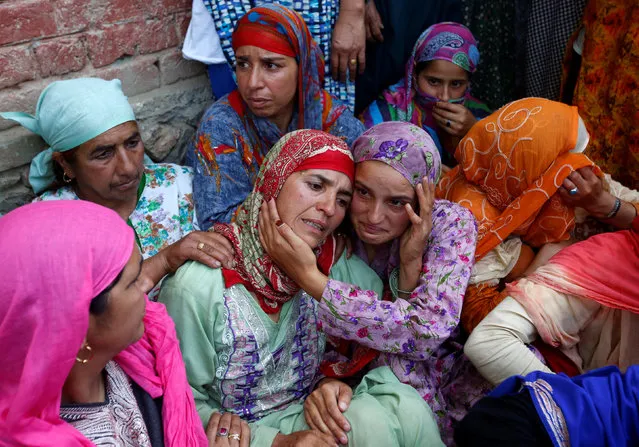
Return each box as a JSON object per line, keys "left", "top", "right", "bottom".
{"left": 0, "top": 201, "right": 246, "bottom": 446}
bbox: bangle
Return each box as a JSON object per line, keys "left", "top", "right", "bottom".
{"left": 389, "top": 268, "right": 413, "bottom": 298}
{"left": 604, "top": 197, "right": 622, "bottom": 219}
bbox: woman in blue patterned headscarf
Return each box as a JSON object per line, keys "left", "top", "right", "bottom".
{"left": 187, "top": 4, "right": 364, "bottom": 230}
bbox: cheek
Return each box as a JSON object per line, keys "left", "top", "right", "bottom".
{"left": 417, "top": 76, "right": 435, "bottom": 95}
{"left": 349, "top": 196, "right": 368, "bottom": 218}
{"left": 388, "top": 211, "right": 411, "bottom": 235}
{"left": 272, "top": 70, "right": 297, "bottom": 103}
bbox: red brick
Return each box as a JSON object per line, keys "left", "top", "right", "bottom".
{"left": 34, "top": 37, "right": 87, "bottom": 77}
{"left": 100, "top": 0, "right": 147, "bottom": 24}
{"left": 138, "top": 17, "right": 179, "bottom": 54}
{"left": 97, "top": 55, "right": 161, "bottom": 96}
{"left": 176, "top": 11, "right": 192, "bottom": 43}
{"left": 0, "top": 46, "right": 38, "bottom": 89}
{"left": 53, "top": 0, "right": 91, "bottom": 33}
{"left": 160, "top": 0, "right": 191, "bottom": 14}
{"left": 0, "top": 1, "right": 57, "bottom": 46}
{"left": 159, "top": 49, "right": 206, "bottom": 85}
{"left": 86, "top": 21, "right": 143, "bottom": 68}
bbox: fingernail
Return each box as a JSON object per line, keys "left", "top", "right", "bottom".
{"left": 213, "top": 261, "right": 221, "bottom": 268}
{"left": 339, "top": 402, "right": 347, "bottom": 411}
{"left": 230, "top": 260, "right": 236, "bottom": 268}
{"left": 275, "top": 219, "right": 283, "bottom": 227}
{"left": 344, "top": 423, "right": 351, "bottom": 431}
{"left": 340, "top": 437, "right": 348, "bottom": 444}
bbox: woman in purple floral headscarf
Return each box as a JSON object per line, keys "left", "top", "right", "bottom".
{"left": 259, "top": 121, "right": 489, "bottom": 445}
{"left": 361, "top": 22, "right": 491, "bottom": 166}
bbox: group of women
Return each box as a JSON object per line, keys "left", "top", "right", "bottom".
{"left": 1, "top": 4, "right": 638, "bottom": 447}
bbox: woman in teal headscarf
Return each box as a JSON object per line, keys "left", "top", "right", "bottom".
{"left": 1, "top": 77, "right": 235, "bottom": 295}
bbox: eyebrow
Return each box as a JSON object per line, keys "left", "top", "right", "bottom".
{"left": 236, "top": 55, "right": 287, "bottom": 63}
{"left": 127, "top": 258, "right": 143, "bottom": 288}
{"left": 311, "top": 174, "right": 353, "bottom": 197}
{"left": 355, "top": 180, "right": 412, "bottom": 202}
{"left": 91, "top": 131, "right": 140, "bottom": 155}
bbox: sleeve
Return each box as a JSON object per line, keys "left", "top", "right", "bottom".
{"left": 318, "top": 201, "right": 477, "bottom": 359}
{"left": 464, "top": 297, "right": 552, "bottom": 386}
{"left": 185, "top": 104, "right": 255, "bottom": 229}
{"left": 359, "top": 99, "right": 389, "bottom": 128}
{"left": 158, "top": 263, "right": 224, "bottom": 426}
{"left": 174, "top": 165, "right": 200, "bottom": 233}
{"left": 325, "top": 108, "right": 365, "bottom": 146}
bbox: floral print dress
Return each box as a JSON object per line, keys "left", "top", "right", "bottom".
{"left": 34, "top": 163, "right": 198, "bottom": 298}
{"left": 319, "top": 200, "right": 492, "bottom": 444}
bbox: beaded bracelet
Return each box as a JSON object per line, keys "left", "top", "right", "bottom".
{"left": 605, "top": 197, "right": 622, "bottom": 219}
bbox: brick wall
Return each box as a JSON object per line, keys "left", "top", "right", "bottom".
{"left": 0, "top": 0, "right": 213, "bottom": 213}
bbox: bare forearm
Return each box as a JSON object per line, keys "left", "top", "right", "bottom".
{"left": 298, "top": 269, "right": 329, "bottom": 301}
{"left": 397, "top": 259, "right": 422, "bottom": 298}
{"left": 140, "top": 254, "right": 169, "bottom": 291}
{"left": 340, "top": 0, "right": 365, "bottom": 13}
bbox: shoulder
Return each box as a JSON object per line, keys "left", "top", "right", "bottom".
{"left": 330, "top": 251, "right": 383, "bottom": 293}
{"left": 432, "top": 199, "right": 478, "bottom": 238}
{"left": 33, "top": 187, "right": 77, "bottom": 202}
{"left": 143, "top": 163, "right": 194, "bottom": 191}
{"left": 159, "top": 261, "right": 226, "bottom": 310}
{"left": 199, "top": 91, "right": 244, "bottom": 128}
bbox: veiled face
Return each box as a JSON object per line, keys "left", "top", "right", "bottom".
{"left": 350, "top": 161, "right": 415, "bottom": 245}
{"left": 276, "top": 169, "right": 352, "bottom": 248}
{"left": 416, "top": 59, "right": 469, "bottom": 101}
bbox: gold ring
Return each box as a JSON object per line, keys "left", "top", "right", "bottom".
{"left": 229, "top": 433, "right": 241, "bottom": 441}
{"left": 350, "top": 58, "right": 357, "bottom": 65}
{"left": 197, "top": 242, "right": 205, "bottom": 251}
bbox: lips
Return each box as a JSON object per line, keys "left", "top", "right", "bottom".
{"left": 302, "top": 218, "right": 326, "bottom": 234}
{"left": 360, "top": 222, "right": 385, "bottom": 235}
{"left": 113, "top": 177, "right": 139, "bottom": 191}
{"left": 248, "top": 97, "right": 271, "bottom": 107}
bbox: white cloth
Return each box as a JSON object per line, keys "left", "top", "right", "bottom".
{"left": 182, "top": 0, "right": 226, "bottom": 64}
{"left": 469, "top": 238, "right": 522, "bottom": 285}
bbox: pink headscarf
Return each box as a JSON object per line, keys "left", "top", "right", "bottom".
{"left": 0, "top": 201, "right": 206, "bottom": 446}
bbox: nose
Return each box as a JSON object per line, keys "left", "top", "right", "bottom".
{"left": 248, "top": 66, "right": 264, "bottom": 90}
{"left": 439, "top": 84, "right": 451, "bottom": 102}
{"left": 367, "top": 201, "right": 383, "bottom": 224}
{"left": 115, "top": 147, "right": 139, "bottom": 177}
{"left": 316, "top": 192, "right": 336, "bottom": 217}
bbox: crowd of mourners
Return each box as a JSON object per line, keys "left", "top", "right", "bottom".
{"left": 1, "top": 1, "right": 638, "bottom": 446}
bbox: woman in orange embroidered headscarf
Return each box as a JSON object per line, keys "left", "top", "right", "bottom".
{"left": 436, "top": 97, "right": 639, "bottom": 336}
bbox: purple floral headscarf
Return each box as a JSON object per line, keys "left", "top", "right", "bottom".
{"left": 352, "top": 121, "right": 441, "bottom": 186}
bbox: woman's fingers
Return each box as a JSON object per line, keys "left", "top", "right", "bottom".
{"left": 267, "top": 198, "right": 282, "bottom": 222}
{"left": 405, "top": 203, "right": 422, "bottom": 226}
{"left": 304, "top": 398, "right": 332, "bottom": 435}
{"left": 240, "top": 420, "right": 250, "bottom": 447}
{"left": 228, "top": 415, "right": 243, "bottom": 446}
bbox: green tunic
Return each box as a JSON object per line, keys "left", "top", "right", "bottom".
{"left": 159, "top": 253, "right": 443, "bottom": 446}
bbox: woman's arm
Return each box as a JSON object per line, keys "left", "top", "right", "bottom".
{"left": 185, "top": 104, "right": 257, "bottom": 230}
{"left": 320, "top": 201, "right": 476, "bottom": 358}
{"left": 464, "top": 297, "right": 551, "bottom": 386}
{"left": 560, "top": 167, "right": 638, "bottom": 229}
{"left": 159, "top": 270, "right": 224, "bottom": 425}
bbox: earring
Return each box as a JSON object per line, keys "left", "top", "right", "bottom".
{"left": 63, "top": 172, "right": 73, "bottom": 183}
{"left": 76, "top": 343, "right": 93, "bottom": 364}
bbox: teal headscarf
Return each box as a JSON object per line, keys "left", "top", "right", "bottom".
{"left": 1, "top": 78, "right": 136, "bottom": 194}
